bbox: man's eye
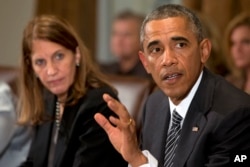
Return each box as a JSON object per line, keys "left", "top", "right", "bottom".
{"left": 35, "top": 59, "right": 45, "bottom": 66}
{"left": 176, "top": 42, "right": 187, "bottom": 48}
{"left": 150, "top": 47, "right": 162, "bottom": 54}
{"left": 153, "top": 47, "right": 161, "bottom": 53}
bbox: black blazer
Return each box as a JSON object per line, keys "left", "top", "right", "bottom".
{"left": 23, "top": 87, "right": 127, "bottom": 167}
{"left": 141, "top": 68, "right": 250, "bottom": 167}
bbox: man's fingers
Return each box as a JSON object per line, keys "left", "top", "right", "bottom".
{"left": 94, "top": 113, "right": 114, "bottom": 134}
{"left": 109, "top": 116, "right": 121, "bottom": 127}
{"left": 103, "top": 94, "right": 119, "bottom": 112}
{"left": 103, "top": 93, "right": 114, "bottom": 102}
{"left": 103, "top": 93, "right": 131, "bottom": 119}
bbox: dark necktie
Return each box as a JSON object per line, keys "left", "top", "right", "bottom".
{"left": 164, "top": 109, "right": 183, "bottom": 167}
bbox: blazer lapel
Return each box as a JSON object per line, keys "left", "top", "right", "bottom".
{"left": 145, "top": 90, "right": 171, "bottom": 167}
{"left": 54, "top": 98, "right": 81, "bottom": 167}
{"left": 174, "top": 69, "right": 215, "bottom": 167}
{"left": 32, "top": 90, "right": 56, "bottom": 166}
{"left": 158, "top": 103, "right": 171, "bottom": 166}
{"left": 174, "top": 104, "right": 207, "bottom": 167}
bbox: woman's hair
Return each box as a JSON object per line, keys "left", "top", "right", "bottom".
{"left": 224, "top": 12, "right": 250, "bottom": 77}
{"left": 18, "top": 15, "right": 114, "bottom": 125}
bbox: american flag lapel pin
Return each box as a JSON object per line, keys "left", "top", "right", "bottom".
{"left": 192, "top": 126, "right": 199, "bottom": 132}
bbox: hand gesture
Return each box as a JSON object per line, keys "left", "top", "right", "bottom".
{"left": 94, "top": 93, "right": 147, "bottom": 166}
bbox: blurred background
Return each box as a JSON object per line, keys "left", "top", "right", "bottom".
{"left": 0, "top": 0, "right": 249, "bottom": 67}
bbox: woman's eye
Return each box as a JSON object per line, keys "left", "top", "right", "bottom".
{"left": 35, "top": 59, "right": 45, "bottom": 66}
{"left": 55, "top": 53, "right": 64, "bottom": 60}
{"left": 176, "top": 42, "right": 187, "bottom": 48}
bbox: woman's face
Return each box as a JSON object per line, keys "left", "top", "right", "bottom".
{"left": 31, "top": 39, "right": 80, "bottom": 101}
{"left": 230, "top": 25, "right": 250, "bottom": 69}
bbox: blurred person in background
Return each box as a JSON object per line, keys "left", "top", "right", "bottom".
{"left": 224, "top": 12, "right": 250, "bottom": 94}
{"left": 198, "top": 13, "right": 229, "bottom": 76}
{"left": 100, "top": 10, "right": 150, "bottom": 79}
{"left": 19, "top": 15, "right": 127, "bottom": 167}
{"left": 0, "top": 82, "right": 31, "bottom": 167}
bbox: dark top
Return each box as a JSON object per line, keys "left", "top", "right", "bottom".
{"left": 21, "top": 86, "right": 127, "bottom": 167}
{"left": 141, "top": 68, "right": 250, "bottom": 167}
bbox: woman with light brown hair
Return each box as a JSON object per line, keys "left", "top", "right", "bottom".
{"left": 224, "top": 12, "right": 250, "bottom": 94}
{"left": 19, "top": 15, "right": 127, "bottom": 167}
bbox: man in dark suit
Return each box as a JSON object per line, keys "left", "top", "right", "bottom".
{"left": 95, "top": 4, "right": 250, "bottom": 167}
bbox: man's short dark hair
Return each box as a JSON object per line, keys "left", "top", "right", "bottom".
{"left": 140, "top": 4, "right": 204, "bottom": 50}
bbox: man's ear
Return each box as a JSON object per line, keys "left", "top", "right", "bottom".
{"left": 75, "top": 47, "right": 81, "bottom": 66}
{"left": 139, "top": 51, "right": 151, "bottom": 74}
{"left": 200, "top": 39, "right": 211, "bottom": 64}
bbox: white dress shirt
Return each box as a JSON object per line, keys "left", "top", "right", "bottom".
{"left": 129, "top": 71, "right": 203, "bottom": 167}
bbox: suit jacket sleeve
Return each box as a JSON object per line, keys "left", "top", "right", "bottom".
{"left": 206, "top": 107, "right": 250, "bottom": 166}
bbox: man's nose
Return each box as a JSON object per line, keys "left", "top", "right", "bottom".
{"left": 161, "top": 48, "right": 178, "bottom": 67}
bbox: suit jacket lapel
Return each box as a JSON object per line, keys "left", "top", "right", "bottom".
{"left": 174, "top": 69, "right": 215, "bottom": 167}
{"left": 145, "top": 90, "right": 171, "bottom": 166}
{"left": 174, "top": 104, "right": 207, "bottom": 166}
{"left": 33, "top": 90, "right": 56, "bottom": 166}
{"left": 54, "top": 98, "right": 81, "bottom": 167}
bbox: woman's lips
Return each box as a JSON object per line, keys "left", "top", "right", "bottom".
{"left": 47, "top": 78, "right": 63, "bottom": 86}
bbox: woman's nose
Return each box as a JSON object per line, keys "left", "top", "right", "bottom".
{"left": 46, "top": 62, "right": 57, "bottom": 76}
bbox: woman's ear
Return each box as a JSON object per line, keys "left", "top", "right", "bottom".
{"left": 75, "top": 47, "right": 81, "bottom": 66}
{"left": 200, "top": 39, "right": 211, "bottom": 64}
{"left": 139, "top": 51, "right": 151, "bottom": 74}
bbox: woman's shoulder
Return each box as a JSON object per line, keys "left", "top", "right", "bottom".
{"left": 76, "top": 86, "right": 117, "bottom": 108}
{"left": 74, "top": 86, "right": 117, "bottom": 117}
{"left": 85, "top": 86, "right": 117, "bottom": 100}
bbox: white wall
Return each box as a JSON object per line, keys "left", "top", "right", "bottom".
{"left": 0, "top": 0, "right": 35, "bottom": 67}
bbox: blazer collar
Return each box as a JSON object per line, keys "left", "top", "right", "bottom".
{"left": 42, "top": 89, "right": 79, "bottom": 167}
{"left": 54, "top": 96, "right": 83, "bottom": 167}
{"left": 174, "top": 68, "right": 216, "bottom": 166}
{"left": 33, "top": 90, "right": 56, "bottom": 166}
{"left": 146, "top": 90, "right": 171, "bottom": 166}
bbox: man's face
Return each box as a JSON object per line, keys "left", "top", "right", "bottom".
{"left": 110, "top": 19, "right": 141, "bottom": 60}
{"left": 139, "top": 17, "right": 210, "bottom": 104}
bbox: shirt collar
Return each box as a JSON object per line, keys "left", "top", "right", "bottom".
{"left": 169, "top": 71, "right": 203, "bottom": 120}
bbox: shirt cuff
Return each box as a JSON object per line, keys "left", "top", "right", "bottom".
{"left": 128, "top": 150, "right": 158, "bottom": 167}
